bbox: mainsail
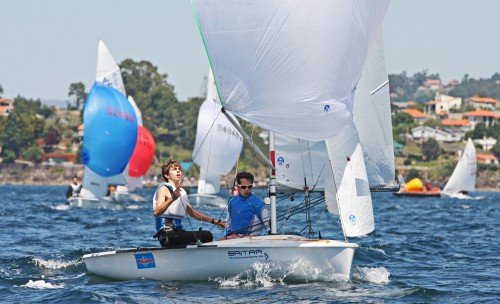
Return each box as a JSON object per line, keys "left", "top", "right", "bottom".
{"left": 442, "top": 138, "right": 477, "bottom": 195}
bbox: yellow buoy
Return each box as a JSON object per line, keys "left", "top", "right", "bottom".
{"left": 406, "top": 178, "right": 423, "bottom": 191}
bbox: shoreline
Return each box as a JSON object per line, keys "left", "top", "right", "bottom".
{"left": 0, "top": 181, "right": 498, "bottom": 192}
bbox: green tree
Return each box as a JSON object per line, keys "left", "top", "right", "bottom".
{"left": 422, "top": 138, "right": 440, "bottom": 161}
{"left": 470, "top": 123, "right": 487, "bottom": 139}
{"left": 0, "top": 84, "right": 3, "bottom": 96}
{"left": 68, "top": 82, "right": 87, "bottom": 110}
{"left": 393, "top": 112, "right": 413, "bottom": 125}
{"left": 22, "top": 146, "right": 44, "bottom": 163}
{"left": 491, "top": 141, "right": 500, "bottom": 158}
{"left": 0, "top": 97, "right": 45, "bottom": 158}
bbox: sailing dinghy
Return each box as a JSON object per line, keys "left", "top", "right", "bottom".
{"left": 441, "top": 138, "right": 477, "bottom": 199}
{"left": 83, "top": 0, "right": 392, "bottom": 281}
{"left": 69, "top": 40, "right": 147, "bottom": 207}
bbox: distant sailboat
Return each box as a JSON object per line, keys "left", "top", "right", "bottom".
{"left": 114, "top": 95, "right": 155, "bottom": 202}
{"left": 190, "top": 68, "right": 243, "bottom": 205}
{"left": 69, "top": 40, "right": 140, "bottom": 207}
{"left": 441, "top": 138, "right": 477, "bottom": 199}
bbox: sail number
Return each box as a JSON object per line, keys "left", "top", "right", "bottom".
{"left": 106, "top": 106, "right": 135, "bottom": 123}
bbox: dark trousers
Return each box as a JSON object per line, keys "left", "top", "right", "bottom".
{"left": 156, "top": 229, "right": 213, "bottom": 247}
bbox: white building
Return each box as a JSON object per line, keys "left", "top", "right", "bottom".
{"left": 411, "top": 126, "right": 461, "bottom": 142}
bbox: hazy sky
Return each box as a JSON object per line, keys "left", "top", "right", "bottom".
{"left": 1, "top": 0, "right": 499, "bottom": 103}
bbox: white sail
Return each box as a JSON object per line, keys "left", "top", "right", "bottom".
{"left": 192, "top": 69, "right": 243, "bottom": 195}
{"left": 442, "top": 138, "right": 477, "bottom": 195}
{"left": 329, "top": 143, "right": 373, "bottom": 237}
{"left": 353, "top": 33, "right": 395, "bottom": 187}
{"left": 95, "top": 40, "right": 126, "bottom": 96}
{"left": 193, "top": 0, "right": 389, "bottom": 141}
{"left": 274, "top": 134, "right": 329, "bottom": 192}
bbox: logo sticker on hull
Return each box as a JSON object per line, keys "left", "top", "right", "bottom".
{"left": 227, "top": 249, "right": 269, "bottom": 261}
{"left": 134, "top": 252, "right": 156, "bottom": 269}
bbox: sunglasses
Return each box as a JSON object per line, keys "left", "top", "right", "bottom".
{"left": 238, "top": 184, "right": 253, "bottom": 189}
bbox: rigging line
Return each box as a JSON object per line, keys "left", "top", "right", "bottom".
{"left": 275, "top": 197, "right": 325, "bottom": 222}
{"left": 199, "top": 100, "right": 219, "bottom": 192}
{"left": 190, "top": 107, "right": 224, "bottom": 171}
{"left": 275, "top": 198, "right": 325, "bottom": 234}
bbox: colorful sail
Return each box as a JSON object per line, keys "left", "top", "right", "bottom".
{"left": 129, "top": 126, "right": 155, "bottom": 178}
{"left": 82, "top": 83, "right": 138, "bottom": 177}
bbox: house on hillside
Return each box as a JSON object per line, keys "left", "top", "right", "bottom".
{"left": 423, "top": 79, "right": 442, "bottom": 91}
{"left": 424, "top": 93, "right": 462, "bottom": 116}
{"left": 0, "top": 98, "right": 14, "bottom": 116}
{"left": 411, "top": 126, "right": 461, "bottom": 142}
{"left": 463, "top": 110, "right": 499, "bottom": 127}
{"left": 465, "top": 96, "right": 498, "bottom": 111}
{"left": 402, "top": 108, "right": 428, "bottom": 124}
{"left": 476, "top": 153, "right": 499, "bottom": 165}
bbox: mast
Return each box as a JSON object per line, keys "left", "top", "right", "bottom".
{"left": 268, "top": 131, "right": 277, "bottom": 234}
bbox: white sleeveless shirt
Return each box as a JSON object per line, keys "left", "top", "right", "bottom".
{"left": 152, "top": 183, "right": 190, "bottom": 219}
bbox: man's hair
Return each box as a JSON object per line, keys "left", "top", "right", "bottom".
{"left": 236, "top": 171, "right": 254, "bottom": 184}
{"left": 161, "top": 159, "right": 181, "bottom": 182}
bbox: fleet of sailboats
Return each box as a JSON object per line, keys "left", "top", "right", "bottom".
{"left": 83, "top": 0, "right": 393, "bottom": 281}
{"left": 68, "top": 40, "right": 153, "bottom": 207}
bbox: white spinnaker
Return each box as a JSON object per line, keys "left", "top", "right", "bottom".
{"left": 192, "top": 0, "right": 390, "bottom": 141}
{"left": 353, "top": 33, "right": 395, "bottom": 186}
{"left": 274, "top": 134, "right": 329, "bottom": 192}
{"left": 443, "top": 138, "right": 477, "bottom": 194}
{"left": 192, "top": 69, "right": 243, "bottom": 195}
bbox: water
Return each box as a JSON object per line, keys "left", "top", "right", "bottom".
{"left": 0, "top": 185, "right": 498, "bottom": 303}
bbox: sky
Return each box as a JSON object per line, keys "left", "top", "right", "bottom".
{"left": 1, "top": 0, "right": 499, "bottom": 104}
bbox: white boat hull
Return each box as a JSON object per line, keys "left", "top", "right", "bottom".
{"left": 83, "top": 235, "right": 357, "bottom": 281}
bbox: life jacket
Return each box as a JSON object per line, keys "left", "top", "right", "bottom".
{"left": 153, "top": 183, "right": 188, "bottom": 231}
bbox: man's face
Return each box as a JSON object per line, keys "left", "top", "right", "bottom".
{"left": 237, "top": 178, "right": 253, "bottom": 197}
{"left": 72, "top": 177, "right": 78, "bottom": 184}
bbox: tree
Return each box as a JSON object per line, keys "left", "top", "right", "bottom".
{"left": 22, "top": 146, "right": 44, "bottom": 163}
{"left": 0, "top": 97, "right": 45, "bottom": 158}
{"left": 68, "top": 82, "right": 87, "bottom": 110}
{"left": 0, "top": 84, "right": 3, "bottom": 96}
{"left": 470, "top": 123, "right": 487, "bottom": 139}
{"left": 491, "top": 141, "right": 500, "bottom": 158}
{"left": 392, "top": 112, "right": 413, "bottom": 125}
{"left": 422, "top": 138, "right": 440, "bottom": 161}
{"left": 44, "top": 126, "right": 60, "bottom": 146}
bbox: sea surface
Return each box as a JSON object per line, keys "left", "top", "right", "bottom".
{"left": 0, "top": 185, "right": 498, "bottom": 303}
